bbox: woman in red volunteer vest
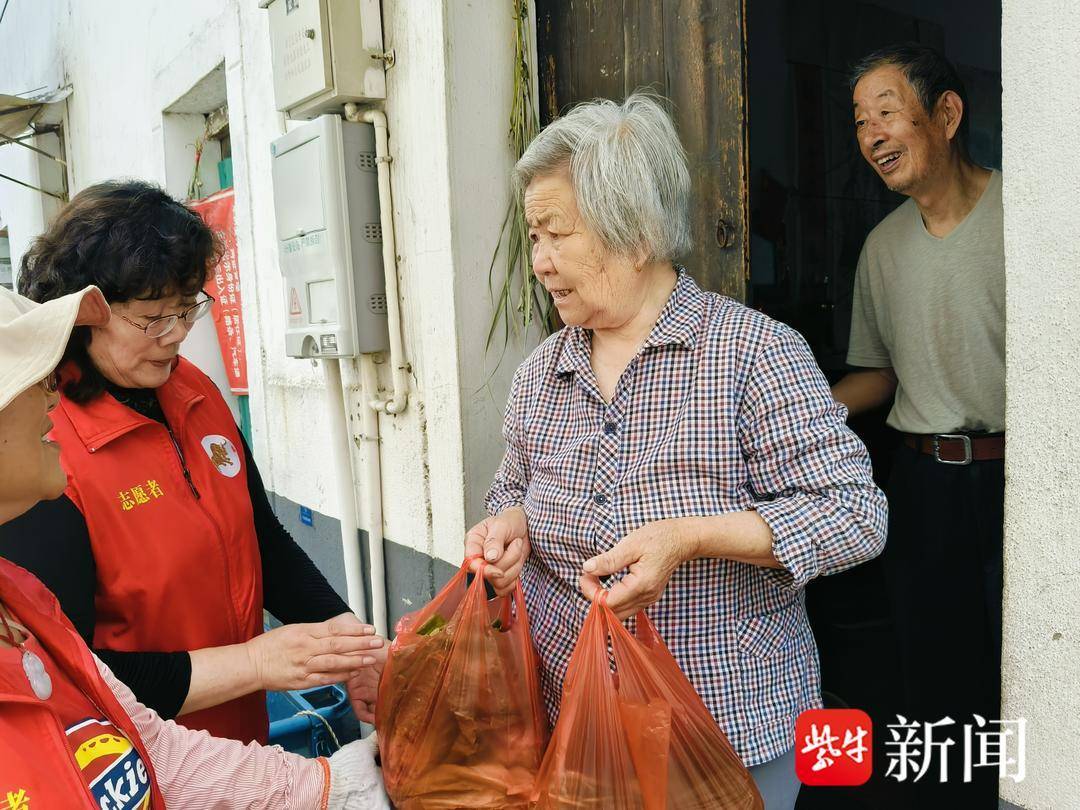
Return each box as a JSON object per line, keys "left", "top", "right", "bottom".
{"left": 0, "top": 180, "right": 383, "bottom": 744}
{"left": 0, "top": 283, "right": 387, "bottom": 807}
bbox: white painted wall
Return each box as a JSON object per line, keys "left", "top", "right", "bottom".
{"left": 445, "top": 0, "right": 543, "bottom": 543}
{"left": 0, "top": 0, "right": 529, "bottom": 607}
{"left": 1001, "top": 1, "right": 1080, "bottom": 807}
{"left": 0, "top": 132, "right": 60, "bottom": 278}
{"left": 0, "top": 0, "right": 65, "bottom": 101}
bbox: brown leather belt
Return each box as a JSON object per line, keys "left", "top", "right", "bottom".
{"left": 902, "top": 432, "right": 1005, "bottom": 465}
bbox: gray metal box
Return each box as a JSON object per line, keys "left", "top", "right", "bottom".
{"left": 264, "top": 0, "right": 386, "bottom": 119}
{"left": 270, "top": 115, "right": 389, "bottom": 358}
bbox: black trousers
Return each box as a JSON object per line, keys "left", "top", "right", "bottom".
{"left": 880, "top": 443, "right": 1004, "bottom": 807}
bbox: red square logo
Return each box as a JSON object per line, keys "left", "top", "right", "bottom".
{"left": 795, "top": 709, "right": 873, "bottom": 786}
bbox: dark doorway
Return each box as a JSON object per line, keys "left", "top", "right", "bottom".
{"left": 536, "top": 0, "right": 749, "bottom": 300}
{"left": 746, "top": 2, "right": 1002, "bottom": 807}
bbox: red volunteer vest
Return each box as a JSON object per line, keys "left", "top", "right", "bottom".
{"left": 0, "top": 558, "right": 166, "bottom": 808}
{"left": 50, "top": 358, "right": 267, "bottom": 743}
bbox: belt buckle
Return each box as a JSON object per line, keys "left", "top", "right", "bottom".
{"left": 933, "top": 433, "right": 972, "bottom": 465}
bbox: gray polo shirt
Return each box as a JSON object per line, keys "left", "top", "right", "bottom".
{"left": 847, "top": 170, "right": 1004, "bottom": 434}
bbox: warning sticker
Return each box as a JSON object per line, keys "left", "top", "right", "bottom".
{"left": 288, "top": 288, "right": 303, "bottom": 322}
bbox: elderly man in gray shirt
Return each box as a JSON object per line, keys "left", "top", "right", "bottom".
{"left": 832, "top": 44, "right": 1004, "bottom": 808}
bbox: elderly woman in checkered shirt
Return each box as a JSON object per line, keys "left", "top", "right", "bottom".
{"left": 464, "top": 92, "right": 887, "bottom": 807}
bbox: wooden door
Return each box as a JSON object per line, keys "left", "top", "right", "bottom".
{"left": 536, "top": 0, "right": 748, "bottom": 300}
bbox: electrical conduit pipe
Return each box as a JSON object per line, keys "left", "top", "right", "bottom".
{"left": 343, "top": 103, "right": 409, "bottom": 414}
{"left": 358, "top": 355, "right": 387, "bottom": 637}
{"left": 322, "top": 102, "right": 401, "bottom": 636}
{"left": 321, "top": 358, "right": 368, "bottom": 621}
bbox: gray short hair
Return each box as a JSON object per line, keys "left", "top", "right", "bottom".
{"left": 512, "top": 92, "right": 692, "bottom": 262}
{"left": 850, "top": 42, "right": 970, "bottom": 158}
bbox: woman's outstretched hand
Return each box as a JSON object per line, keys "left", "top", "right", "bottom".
{"left": 245, "top": 612, "right": 383, "bottom": 692}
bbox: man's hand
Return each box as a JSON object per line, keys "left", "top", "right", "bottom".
{"left": 464, "top": 506, "right": 530, "bottom": 596}
{"left": 579, "top": 518, "right": 698, "bottom": 620}
{"left": 344, "top": 642, "right": 388, "bottom": 724}
{"left": 245, "top": 612, "right": 383, "bottom": 692}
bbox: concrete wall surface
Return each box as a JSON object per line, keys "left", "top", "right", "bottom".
{"left": 0, "top": 0, "right": 533, "bottom": 624}
{"left": 1001, "top": 0, "right": 1080, "bottom": 807}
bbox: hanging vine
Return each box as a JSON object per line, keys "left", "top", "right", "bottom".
{"left": 486, "top": 0, "right": 556, "bottom": 358}
{"left": 187, "top": 133, "right": 206, "bottom": 201}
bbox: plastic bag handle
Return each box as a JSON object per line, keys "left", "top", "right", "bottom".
{"left": 632, "top": 610, "right": 661, "bottom": 646}
{"left": 461, "top": 553, "right": 525, "bottom": 629}
{"left": 593, "top": 588, "right": 648, "bottom": 623}
{"left": 593, "top": 591, "right": 620, "bottom": 645}
{"left": 461, "top": 554, "right": 500, "bottom": 600}
{"left": 592, "top": 590, "right": 656, "bottom": 649}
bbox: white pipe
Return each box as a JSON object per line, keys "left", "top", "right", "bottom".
{"left": 340, "top": 103, "right": 399, "bottom": 635}
{"left": 344, "top": 103, "right": 409, "bottom": 415}
{"left": 322, "top": 358, "right": 368, "bottom": 620}
{"left": 358, "top": 355, "right": 387, "bottom": 636}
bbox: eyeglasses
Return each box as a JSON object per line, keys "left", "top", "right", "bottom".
{"left": 113, "top": 292, "right": 215, "bottom": 339}
{"left": 40, "top": 372, "right": 58, "bottom": 394}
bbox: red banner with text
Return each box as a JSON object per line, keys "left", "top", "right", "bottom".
{"left": 191, "top": 188, "right": 249, "bottom": 394}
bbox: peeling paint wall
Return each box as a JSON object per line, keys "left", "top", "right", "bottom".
{"left": 0, "top": 1, "right": 530, "bottom": 619}
{"left": 1000, "top": 1, "right": 1080, "bottom": 807}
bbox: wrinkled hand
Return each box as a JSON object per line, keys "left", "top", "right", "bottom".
{"left": 246, "top": 612, "right": 383, "bottom": 692}
{"left": 579, "top": 519, "right": 697, "bottom": 620}
{"left": 327, "top": 733, "right": 390, "bottom": 810}
{"left": 464, "top": 506, "right": 530, "bottom": 596}
{"left": 344, "top": 642, "right": 388, "bottom": 724}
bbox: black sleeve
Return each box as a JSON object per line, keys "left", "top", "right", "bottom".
{"left": 240, "top": 432, "right": 351, "bottom": 624}
{"left": 95, "top": 650, "right": 192, "bottom": 719}
{"left": 0, "top": 495, "right": 193, "bottom": 719}
{"left": 0, "top": 495, "right": 98, "bottom": 642}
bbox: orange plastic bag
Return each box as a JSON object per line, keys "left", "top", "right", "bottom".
{"left": 376, "top": 556, "right": 548, "bottom": 809}
{"left": 531, "top": 593, "right": 764, "bottom": 810}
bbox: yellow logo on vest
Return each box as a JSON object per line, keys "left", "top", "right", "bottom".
{"left": 201, "top": 434, "right": 241, "bottom": 478}
{"left": 5, "top": 789, "right": 28, "bottom": 810}
{"left": 66, "top": 718, "right": 152, "bottom": 809}
{"left": 118, "top": 480, "right": 165, "bottom": 511}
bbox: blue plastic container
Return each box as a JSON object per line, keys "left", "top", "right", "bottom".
{"left": 267, "top": 684, "right": 351, "bottom": 757}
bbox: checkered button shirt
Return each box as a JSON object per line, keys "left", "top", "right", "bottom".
{"left": 485, "top": 270, "right": 887, "bottom": 766}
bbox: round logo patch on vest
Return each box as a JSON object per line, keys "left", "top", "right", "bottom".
{"left": 201, "top": 435, "right": 241, "bottom": 478}
{"left": 66, "top": 718, "right": 152, "bottom": 809}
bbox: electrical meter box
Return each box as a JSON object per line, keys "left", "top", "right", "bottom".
{"left": 264, "top": 0, "right": 385, "bottom": 119}
{"left": 270, "top": 115, "right": 389, "bottom": 359}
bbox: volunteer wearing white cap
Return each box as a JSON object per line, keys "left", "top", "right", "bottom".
{"left": 0, "top": 283, "right": 388, "bottom": 808}
{"left": 1, "top": 179, "right": 382, "bottom": 744}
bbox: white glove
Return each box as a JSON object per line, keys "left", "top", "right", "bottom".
{"left": 327, "top": 733, "right": 391, "bottom": 810}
